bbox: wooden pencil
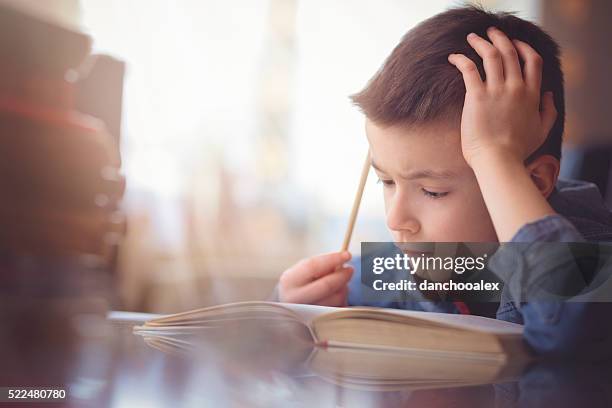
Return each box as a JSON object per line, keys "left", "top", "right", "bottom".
{"left": 341, "top": 151, "right": 371, "bottom": 252}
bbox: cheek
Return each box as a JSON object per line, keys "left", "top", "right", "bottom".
{"left": 422, "top": 205, "right": 461, "bottom": 239}
{"left": 444, "top": 192, "right": 496, "bottom": 241}
{"left": 424, "top": 193, "right": 496, "bottom": 241}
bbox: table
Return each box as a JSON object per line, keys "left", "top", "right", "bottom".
{"left": 1, "top": 310, "right": 611, "bottom": 407}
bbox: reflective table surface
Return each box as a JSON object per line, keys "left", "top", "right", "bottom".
{"left": 1, "top": 305, "right": 611, "bottom": 408}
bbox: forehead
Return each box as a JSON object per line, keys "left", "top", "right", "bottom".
{"left": 365, "top": 119, "right": 468, "bottom": 175}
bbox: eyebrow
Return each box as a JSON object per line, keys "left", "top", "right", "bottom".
{"left": 370, "top": 159, "right": 457, "bottom": 180}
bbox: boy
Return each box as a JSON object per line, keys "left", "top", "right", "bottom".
{"left": 276, "top": 6, "right": 612, "bottom": 358}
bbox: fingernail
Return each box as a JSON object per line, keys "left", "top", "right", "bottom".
{"left": 342, "top": 251, "right": 351, "bottom": 261}
{"left": 487, "top": 26, "right": 497, "bottom": 32}
{"left": 467, "top": 32, "right": 476, "bottom": 39}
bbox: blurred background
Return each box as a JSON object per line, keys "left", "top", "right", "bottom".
{"left": 0, "top": 0, "right": 610, "bottom": 313}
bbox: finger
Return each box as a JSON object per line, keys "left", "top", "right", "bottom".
{"left": 282, "top": 251, "right": 351, "bottom": 286}
{"left": 317, "top": 286, "right": 349, "bottom": 307}
{"left": 466, "top": 32, "right": 504, "bottom": 86}
{"left": 448, "top": 53, "right": 485, "bottom": 93}
{"left": 540, "top": 91, "right": 557, "bottom": 136}
{"left": 290, "top": 266, "right": 353, "bottom": 304}
{"left": 486, "top": 27, "right": 522, "bottom": 84}
{"left": 513, "top": 39, "right": 543, "bottom": 93}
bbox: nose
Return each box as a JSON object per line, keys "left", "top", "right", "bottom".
{"left": 386, "top": 190, "right": 420, "bottom": 238}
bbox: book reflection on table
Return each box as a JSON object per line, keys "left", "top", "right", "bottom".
{"left": 133, "top": 301, "right": 529, "bottom": 391}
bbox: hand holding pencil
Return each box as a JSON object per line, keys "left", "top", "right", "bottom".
{"left": 278, "top": 152, "right": 370, "bottom": 306}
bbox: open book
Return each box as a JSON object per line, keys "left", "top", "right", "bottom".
{"left": 134, "top": 301, "right": 529, "bottom": 390}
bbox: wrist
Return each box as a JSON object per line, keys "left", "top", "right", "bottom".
{"left": 469, "top": 148, "right": 556, "bottom": 241}
{"left": 467, "top": 147, "right": 524, "bottom": 173}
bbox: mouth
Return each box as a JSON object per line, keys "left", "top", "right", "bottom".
{"left": 394, "top": 242, "right": 435, "bottom": 254}
{"left": 402, "top": 250, "right": 432, "bottom": 258}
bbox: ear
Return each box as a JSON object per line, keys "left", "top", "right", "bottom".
{"left": 526, "top": 154, "right": 560, "bottom": 198}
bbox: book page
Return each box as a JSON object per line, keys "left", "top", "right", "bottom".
{"left": 382, "top": 308, "right": 523, "bottom": 334}
{"left": 136, "top": 301, "right": 340, "bottom": 326}
{"left": 132, "top": 301, "right": 522, "bottom": 335}
{"left": 318, "top": 307, "right": 523, "bottom": 335}
{"left": 280, "top": 303, "right": 342, "bottom": 324}
{"left": 108, "top": 311, "right": 162, "bottom": 324}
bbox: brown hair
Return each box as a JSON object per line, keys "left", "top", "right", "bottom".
{"left": 351, "top": 5, "right": 565, "bottom": 160}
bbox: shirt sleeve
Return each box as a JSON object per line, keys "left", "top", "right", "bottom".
{"left": 510, "top": 214, "right": 585, "bottom": 243}
{"left": 490, "top": 215, "right": 587, "bottom": 303}
{"left": 489, "top": 214, "right": 612, "bottom": 359}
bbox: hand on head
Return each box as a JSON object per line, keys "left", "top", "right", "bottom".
{"left": 447, "top": 27, "right": 557, "bottom": 167}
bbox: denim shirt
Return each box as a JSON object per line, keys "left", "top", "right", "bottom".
{"left": 347, "top": 179, "right": 612, "bottom": 359}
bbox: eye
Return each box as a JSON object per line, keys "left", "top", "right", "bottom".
{"left": 377, "top": 178, "right": 395, "bottom": 187}
{"left": 422, "top": 189, "right": 449, "bottom": 199}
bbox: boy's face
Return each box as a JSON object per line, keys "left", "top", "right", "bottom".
{"left": 366, "top": 119, "right": 498, "bottom": 243}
